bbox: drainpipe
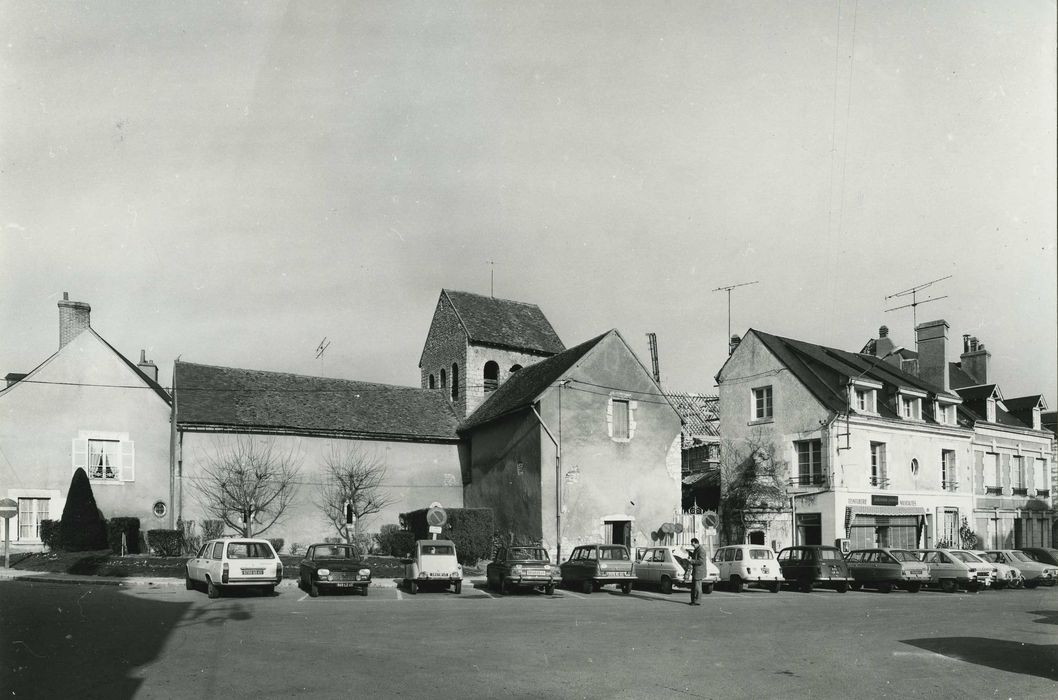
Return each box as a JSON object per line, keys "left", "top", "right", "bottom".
{"left": 169, "top": 363, "right": 178, "bottom": 530}
{"left": 531, "top": 383, "right": 567, "bottom": 562}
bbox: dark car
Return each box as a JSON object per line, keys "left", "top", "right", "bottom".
{"left": 845, "top": 548, "right": 930, "bottom": 593}
{"left": 1020, "top": 547, "right": 1058, "bottom": 568}
{"left": 298, "top": 543, "right": 371, "bottom": 597}
{"left": 559, "top": 544, "right": 635, "bottom": 595}
{"left": 777, "top": 545, "right": 852, "bottom": 593}
{"left": 486, "top": 546, "right": 561, "bottom": 595}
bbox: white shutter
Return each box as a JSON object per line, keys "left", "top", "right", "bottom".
{"left": 72, "top": 438, "right": 88, "bottom": 474}
{"left": 121, "top": 440, "right": 135, "bottom": 482}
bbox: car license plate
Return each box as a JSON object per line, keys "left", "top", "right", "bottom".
{"left": 335, "top": 582, "right": 356, "bottom": 588}
{"left": 242, "top": 568, "right": 264, "bottom": 575}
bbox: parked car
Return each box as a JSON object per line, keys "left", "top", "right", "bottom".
{"left": 559, "top": 544, "right": 635, "bottom": 595}
{"left": 1019, "top": 547, "right": 1058, "bottom": 568}
{"left": 948, "top": 550, "right": 998, "bottom": 588}
{"left": 185, "top": 538, "right": 283, "bottom": 598}
{"left": 634, "top": 545, "right": 718, "bottom": 594}
{"left": 911, "top": 549, "right": 990, "bottom": 592}
{"left": 845, "top": 548, "right": 930, "bottom": 593}
{"left": 298, "top": 543, "right": 371, "bottom": 597}
{"left": 403, "top": 539, "right": 462, "bottom": 594}
{"left": 982, "top": 550, "right": 1058, "bottom": 588}
{"left": 776, "top": 545, "right": 852, "bottom": 593}
{"left": 486, "top": 545, "right": 560, "bottom": 595}
{"left": 712, "top": 545, "right": 783, "bottom": 593}
{"left": 971, "top": 551, "right": 1023, "bottom": 589}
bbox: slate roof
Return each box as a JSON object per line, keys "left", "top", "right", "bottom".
{"left": 1003, "top": 395, "right": 1046, "bottom": 412}
{"left": 947, "top": 362, "right": 979, "bottom": 390}
{"left": 174, "top": 361, "right": 459, "bottom": 442}
{"left": 666, "top": 392, "right": 720, "bottom": 446}
{"left": 443, "top": 289, "right": 565, "bottom": 355}
{"left": 746, "top": 330, "right": 960, "bottom": 421}
{"left": 954, "top": 384, "right": 1001, "bottom": 403}
{"left": 458, "top": 332, "right": 610, "bottom": 432}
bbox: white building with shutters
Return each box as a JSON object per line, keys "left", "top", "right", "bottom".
{"left": 0, "top": 294, "right": 171, "bottom": 551}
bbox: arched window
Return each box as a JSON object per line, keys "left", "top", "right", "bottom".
{"left": 483, "top": 361, "right": 499, "bottom": 393}
{"left": 428, "top": 374, "right": 435, "bottom": 389}
{"left": 510, "top": 364, "right": 523, "bottom": 374}
{"left": 451, "top": 363, "right": 459, "bottom": 400}
{"left": 440, "top": 369, "right": 447, "bottom": 389}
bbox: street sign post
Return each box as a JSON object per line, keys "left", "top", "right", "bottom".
{"left": 0, "top": 498, "right": 17, "bottom": 569}
{"left": 426, "top": 505, "right": 447, "bottom": 540}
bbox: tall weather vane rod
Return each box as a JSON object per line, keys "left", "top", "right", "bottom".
{"left": 712, "top": 281, "right": 759, "bottom": 352}
{"left": 884, "top": 275, "right": 952, "bottom": 330}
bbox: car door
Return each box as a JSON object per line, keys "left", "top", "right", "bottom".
{"left": 636, "top": 548, "right": 654, "bottom": 583}
{"left": 187, "top": 542, "right": 207, "bottom": 581}
{"left": 845, "top": 551, "right": 863, "bottom": 580}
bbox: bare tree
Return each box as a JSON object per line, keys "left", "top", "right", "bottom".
{"left": 190, "top": 436, "right": 301, "bottom": 538}
{"left": 716, "top": 428, "right": 789, "bottom": 544}
{"left": 317, "top": 442, "right": 396, "bottom": 546}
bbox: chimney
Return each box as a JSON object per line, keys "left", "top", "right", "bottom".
{"left": 137, "top": 349, "right": 159, "bottom": 382}
{"left": 915, "top": 319, "right": 950, "bottom": 391}
{"left": 960, "top": 334, "right": 990, "bottom": 385}
{"left": 729, "top": 334, "right": 741, "bottom": 355}
{"left": 58, "top": 292, "right": 91, "bottom": 348}
{"left": 873, "top": 325, "right": 896, "bottom": 359}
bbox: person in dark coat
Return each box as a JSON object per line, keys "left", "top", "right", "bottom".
{"left": 688, "top": 538, "right": 706, "bottom": 605}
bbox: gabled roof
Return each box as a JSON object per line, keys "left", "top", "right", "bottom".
{"left": 458, "top": 331, "right": 609, "bottom": 432}
{"left": 442, "top": 289, "right": 565, "bottom": 355}
{"left": 954, "top": 384, "right": 1002, "bottom": 403}
{"left": 1003, "top": 395, "right": 1046, "bottom": 412}
{"left": 731, "top": 330, "right": 959, "bottom": 421}
{"left": 175, "top": 362, "right": 459, "bottom": 442}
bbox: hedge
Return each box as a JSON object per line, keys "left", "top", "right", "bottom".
{"left": 107, "top": 518, "right": 141, "bottom": 554}
{"left": 146, "top": 529, "right": 185, "bottom": 556}
{"left": 40, "top": 519, "right": 62, "bottom": 551}
{"left": 400, "top": 507, "right": 494, "bottom": 565}
{"left": 376, "top": 524, "right": 416, "bottom": 558}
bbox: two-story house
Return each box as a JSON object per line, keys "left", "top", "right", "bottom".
{"left": 0, "top": 294, "right": 171, "bottom": 550}
{"left": 717, "top": 329, "right": 974, "bottom": 551}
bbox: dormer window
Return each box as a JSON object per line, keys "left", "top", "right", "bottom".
{"left": 849, "top": 379, "right": 880, "bottom": 415}
{"left": 897, "top": 390, "right": 925, "bottom": 421}
{"left": 934, "top": 401, "right": 957, "bottom": 425}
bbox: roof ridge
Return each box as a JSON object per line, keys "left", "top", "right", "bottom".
{"left": 442, "top": 288, "right": 544, "bottom": 309}
{"left": 175, "top": 360, "right": 429, "bottom": 392}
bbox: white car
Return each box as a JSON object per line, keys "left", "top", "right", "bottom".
{"left": 403, "top": 539, "right": 463, "bottom": 594}
{"left": 971, "top": 551, "right": 1022, "bottom": 589}
{"left": 185, "top": 538, "right": 284, "bottom": 598}
{"left": 635, "top": 545, "right": 719, "bottom": 594}
{"left": 947, "top": 550, "right": 996, "bottom": 588}
{"left": 712, "top": 544, "right": 783, "bottom": 592}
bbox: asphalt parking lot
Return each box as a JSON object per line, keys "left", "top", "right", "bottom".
{"left": 2, "top": 579, "right": 1056, "bottom": 699}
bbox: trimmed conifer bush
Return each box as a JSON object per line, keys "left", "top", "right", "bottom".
{"left": 59, "top": 468, "right": 109, "bottom": 551}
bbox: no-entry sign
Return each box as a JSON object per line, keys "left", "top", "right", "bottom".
{"left": 0, "top": 498, "right": 16, "bottom": 519}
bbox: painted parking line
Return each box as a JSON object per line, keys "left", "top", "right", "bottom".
{"left": 395, "top": 589, "right": 403, "bottom": 601}
{"left": 558, "top": 589, "right": 586, "bottom": 600}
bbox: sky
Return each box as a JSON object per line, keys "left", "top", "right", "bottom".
{"left": 2, "top": 1, "right": 1055, "bottom": 407}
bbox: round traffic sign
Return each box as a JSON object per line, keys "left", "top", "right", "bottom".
{"left": 0, "top": 498, "right": 16, "bottom": 519}
{"left": 660, "top": 522, "right": 674, "bottom": 534}
{"left": 426, "top": 506, "right": 447, "bottom": 528}
{"left": 701, "top": 511, "right": 719, "bottom": 529}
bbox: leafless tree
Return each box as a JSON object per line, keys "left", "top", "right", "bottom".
{"left": 190, "top": 436, "right": 301, "bottom": 538}
{"left": 317, "top": 442, "right": 396, "bottom": 546}
{"left": 716, "top": 427, "right": 789, "bottom": 544}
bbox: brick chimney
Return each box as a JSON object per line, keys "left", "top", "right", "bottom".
{"left": 915, "top": 319, "right": 950, "bottom": 391}
{"left": 960, "top": 334, "right": 990, "bottom": 385}
{"left": 58, "top": 292, "right": 91, "bottom": 348}
{"left": 873, "top": 325, "right": 896, "bottom": 359}
{"left": 137, "top": 349, "right": 159, "bottom": 382}
{"left": 729, "top": 334, "right": 741, "bottom": 355}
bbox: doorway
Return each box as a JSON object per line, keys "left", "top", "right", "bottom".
{"left": 748, "top": 531, "right": 765, "bottom": 545}
{"left": 797, "top": 513, "right": 821, "bottom": 546}
{"left": 604, "top": 520, "right": 631, "bottom": 548}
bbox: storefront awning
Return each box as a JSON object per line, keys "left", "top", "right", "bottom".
{"left": 845, "top": 505, "right": 927, "bottom": 532}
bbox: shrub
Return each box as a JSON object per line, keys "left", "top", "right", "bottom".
{"left": 288, "top": 542, "right": 303, "bottom": 556}
{"left": 268, "top": 538, "right": 285, "bottom": 554}
{"left": 40, "top": 520, "right": 62, "bottom": 551}
{"left": 146, "top": 529, "right": 185, "bottom": 556}
{"left": 376, "top": 524, "right": 415, "bottom": 558}
{"left": 59, "top": 468, "right": 109, "bottom": 551}
{"left": 400, "top": 508, "right": 494, "bottom": 565}
{"left": 107, "top": 517, "right": 141, "bottom": 554}
{"left": 178, "top": 519, "right": 200, "bottom": 556}
{"left": 201, "top": 519, "right": 225, "bottom": 540}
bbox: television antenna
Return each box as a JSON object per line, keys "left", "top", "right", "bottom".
{"left": 884, "top": 275, "right": 952, "bottom": 329}
{"left": 315, "top": 337, "right": 331, "bottom": 359}
{"left": 712, "top": 281, "right": 759, "bottom": 353}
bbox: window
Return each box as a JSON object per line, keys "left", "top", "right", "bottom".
{"left": 854, "top": 389, "right": 870, "bottom": 412}
{"left": 936, "top": 402, "right": 956, "bottom": 425}
{"left": 984, "top": 453, "right": 1001, "bottom": 494}
{"left": 613, "top": 400, "right": 629, "bottom": 438}
{"left": 483, "top": 361, "right": 499, "bottom": 393}
{"left": 941, "top": 449, "right": 957, "bottom": 490}
{"left": 795, "top": 439, "right": 823, "bottom": 485}
{"left": 509, "top": 364, "right": 522, "bottom": 373}
{"left": 1036, "top": 459, "right": 1049, "bottom": 495}
{"left": 451, "top": 363, "right": 459, "bottom": 401}
{"left": 1011, "top": 456, "right": 1026, "bottom": 495}
{"left": 899, "top": 395, "right": 921, "bottom": 420}
{"left": 153, "top": 501, "right": 167, "bottom": 518}
{"left": 752, "top": 386, "right": 773, "bottom": 420}
{"left": 608, "top": 397, "right": 636, "bottom": 441}
{"left": 870, "top": 442, "right": 888, "bottom": 488}
{"left": 428, "top": 374, "right": 435, "bottom": 389}
{"left": 910, "top": 458, "right": 919, "bottom": 477}
{"left": 18, "top": 498, "right": 49, "bottom": 540}
{"left": 440, "top": 369, "right": 446, "bottom": 389}
{"left": 89, "top": 439, "right": 119, "bottom": 480}
{"left": 73, "top": 433, "right": 134, "bottom": 482}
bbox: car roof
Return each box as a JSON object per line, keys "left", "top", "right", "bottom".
{"left": 417, "top": 539, "right": 456, "bottom": 547}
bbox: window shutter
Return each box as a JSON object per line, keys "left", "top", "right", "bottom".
{"left": 72, "top": 438, "right": 88, "bottom": 474}
{"left": 973, "top": 451, "right": 985, "bottom": 494}
{"left": 121, "top": 440, "right": 135, "bottom": 481}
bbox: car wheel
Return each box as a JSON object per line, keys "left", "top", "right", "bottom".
{"left": 940, "top": 578, "right": 957, "bottom": 593}
{"left": 849, "top": 582, "right": 862, "bottom": 591}
{"left": 769, "top": 581, "right": 781, "bottom": 593}
{"left": 836, "top": 582, "right": 849, "bottom": 593}
{"left": 582, "top": 580, "right": 593, "bottom": 595}
{"left": 878, "top": 582, "right": 893, "bottom": 594}
{"left": 907, "top": 583, "right": 922, "bottom": 593}
{"left": 545, "top": 583, "right": 555, "bottom": 596}
{"left": 799, "top": 580, "right": 814, "bottom": 593}
{"left": 660, "top": 576, "right": 673, "bottom": 595}
{"left": 408, "top": 580, "right": 417, "bottom": 595}
{"left": 309, "top": 581, "right": 319, "bottom": 598}
{"left": 702, "top": 583, "right": 714, "bottom": 595}
{"left": 185, "top": 569, "right": 194, "bottom": 591}
{"left": 207, "top": 578, "right": 220, "bottom": 599}
{"left": 453, "top": 581, "right": 462, "bottom": 595}
{"left": 621, "top": 582, "right": 632, "bottom": 595}
{"left": 730, "top": 575, "right": 744, "bottom": 593}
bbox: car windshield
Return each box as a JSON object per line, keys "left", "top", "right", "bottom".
{"left": 226, "top": 542, "right": 274, "bottom": 559}
{"left": 818, "top": 548, "right": 842, "bottom": 561}
{"left": 313, "top": 545, "right": 360, "bottom": 559}
{"left": 749, "top": 549, "right": 773, "bottom": 560}
{"left": 950, "top": 551, "right": 981, "bottom": 563}
{"left": 1009, "top": 551, "right": 1033, "bottom": 563}
{"left": 977, "top": 552, "right": 999, "bottom": 563}
{"left": 509, "top": 548, "right": 549, "bottom": 561}
{"left": 421, "top": 545, "right": 454, "bottom": 556}
{"left": 599, "top": 547, "right": 629, "bottom": 561}
{"left": 889, "top": 550, "right": 919, "bottom": 563}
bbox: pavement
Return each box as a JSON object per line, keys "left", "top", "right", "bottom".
{"left": 0, "top": 566, "right": 483, "bottom": 588}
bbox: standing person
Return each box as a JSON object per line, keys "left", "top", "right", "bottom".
{"left": 689, "top": 538, "right": 706, "bottom": 606}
